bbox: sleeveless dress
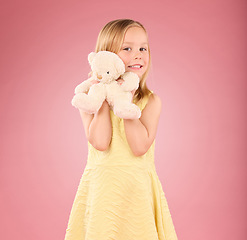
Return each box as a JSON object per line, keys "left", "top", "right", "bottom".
{"left": 64, "top": 91, "right": 178, "bottom": 240}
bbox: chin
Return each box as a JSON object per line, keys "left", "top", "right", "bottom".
{"left": 137, "top": 73, "right": 143, "bottom": 78}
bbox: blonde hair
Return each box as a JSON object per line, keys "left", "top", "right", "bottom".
{"left": 94, "top": 19, "right": 152, "bottom": 103}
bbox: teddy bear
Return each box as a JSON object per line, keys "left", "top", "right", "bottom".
{"left": 71, "top": 51, "right": 141, "bottom": 119}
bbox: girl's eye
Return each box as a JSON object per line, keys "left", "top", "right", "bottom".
{"left": 123, "top": 47, "right": 131, "bottom": 51}
{"left": 140, "top": 47, "right": 147, "bottom": 51}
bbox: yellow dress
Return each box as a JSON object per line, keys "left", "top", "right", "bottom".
{"left": 64, "top": 92, "right": 178, "bottom": 240}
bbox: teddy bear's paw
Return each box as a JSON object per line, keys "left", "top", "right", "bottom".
{"left": 74, "top": 85, "right": 84, "bottom": 94}
{"left": 71, "top": 93, "right": 102, "bottom": 114}
{"left": 114, "top": 103, "right": 141, "bottom": 119}
{"left": 74, "top": 79, "right": 93, "bottom": 94}
{"left": 122, "top": 72, "right": 139, "bottom": 82}
{"left": 121, "top": 72, "right": 140, "bottom": 92}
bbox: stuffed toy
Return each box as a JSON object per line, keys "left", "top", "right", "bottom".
{"left": 71, "top": 51, "right": 141, "bottom": 119}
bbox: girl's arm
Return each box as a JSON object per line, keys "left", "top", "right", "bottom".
{"left": 123, "top": 93, "right": 162, "bottom": 156}
{"left": 79, "top": 100, "right": 112, "bottom": 151}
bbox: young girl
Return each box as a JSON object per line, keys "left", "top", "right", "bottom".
{"left": 65, "top": 19, "right": 178, "bottom": 240}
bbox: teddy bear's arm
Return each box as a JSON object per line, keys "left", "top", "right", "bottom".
{"left": 120, "top": 72, "right": 140, "bottom": 92}
{"left": 74, "top": 77, "right": 95, "bottom": 94}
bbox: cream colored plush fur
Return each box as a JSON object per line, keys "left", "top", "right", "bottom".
{"left": 71, "top": 51, "right": 141, "bottom": 119}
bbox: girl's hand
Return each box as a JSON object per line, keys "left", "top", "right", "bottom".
{"left": 116, "top": 78, "right": 124, "bottom": 85}
{"left": 117, "top": 79, "right": 136, "bottom": 100}
{"left": 91, "top": 79, "right": 100, "bottom": 84}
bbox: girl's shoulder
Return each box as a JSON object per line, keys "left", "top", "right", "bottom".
{"left": 140, "top": 90, "right": 162, "bottom": 112}
{"left": 148, "top": 90, "right": 160, "bottom": 100}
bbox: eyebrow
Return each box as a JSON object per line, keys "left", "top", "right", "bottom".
{"left": 122, "top": 42, "right": 148, "bottom": 45}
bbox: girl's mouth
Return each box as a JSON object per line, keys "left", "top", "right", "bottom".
{"left": 128, "top": 65, "right": 143, "bottom": 69}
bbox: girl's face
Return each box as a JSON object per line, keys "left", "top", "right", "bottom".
{"left": 117, "top": 27, "right": 149, "bottom": 79}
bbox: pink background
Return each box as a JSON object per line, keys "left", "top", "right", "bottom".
{"left": 1, "top": 0, "right": 246, "bottom": 239}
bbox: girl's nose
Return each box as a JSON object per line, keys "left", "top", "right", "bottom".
{"left": 134, "top": 51, "right": 142, "bottom": 59}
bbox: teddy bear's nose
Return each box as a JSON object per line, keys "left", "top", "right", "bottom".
{"left": 97, "top": 74, "right": 102, "bottom": 79}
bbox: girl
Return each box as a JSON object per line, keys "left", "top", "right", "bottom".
{"left": 65, "top": 19, "right": 178, "bottom": 240}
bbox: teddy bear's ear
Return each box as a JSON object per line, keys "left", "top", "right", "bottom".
{"left": 88, "top": 52, "right": 96, "bottom": 66}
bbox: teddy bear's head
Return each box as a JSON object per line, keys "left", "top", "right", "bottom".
{"left": 88, "top": 51, "right": 125, "bottom": 84}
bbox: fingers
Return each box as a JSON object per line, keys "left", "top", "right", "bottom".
{"left": 116, "top": 79, "right": 124, "bottom": 85}
{"left": 131, "top": 89, "right": 136, "bottom": 98}
{"left": 91, "top": 80, "right": 100, "bottom": 84}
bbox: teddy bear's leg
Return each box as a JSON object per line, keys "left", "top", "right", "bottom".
{"left": 113, "top": 101, "right": 141, "bottom": 119}
{"left": 113, "top": 94, "right": 141, "bottom": 119}
{"left": 71, "top": 84, "right": 106, "bottom": 114}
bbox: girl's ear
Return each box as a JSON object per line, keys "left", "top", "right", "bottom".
{"left": 88, "top": 52, "right": 96, "bottom": 66}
